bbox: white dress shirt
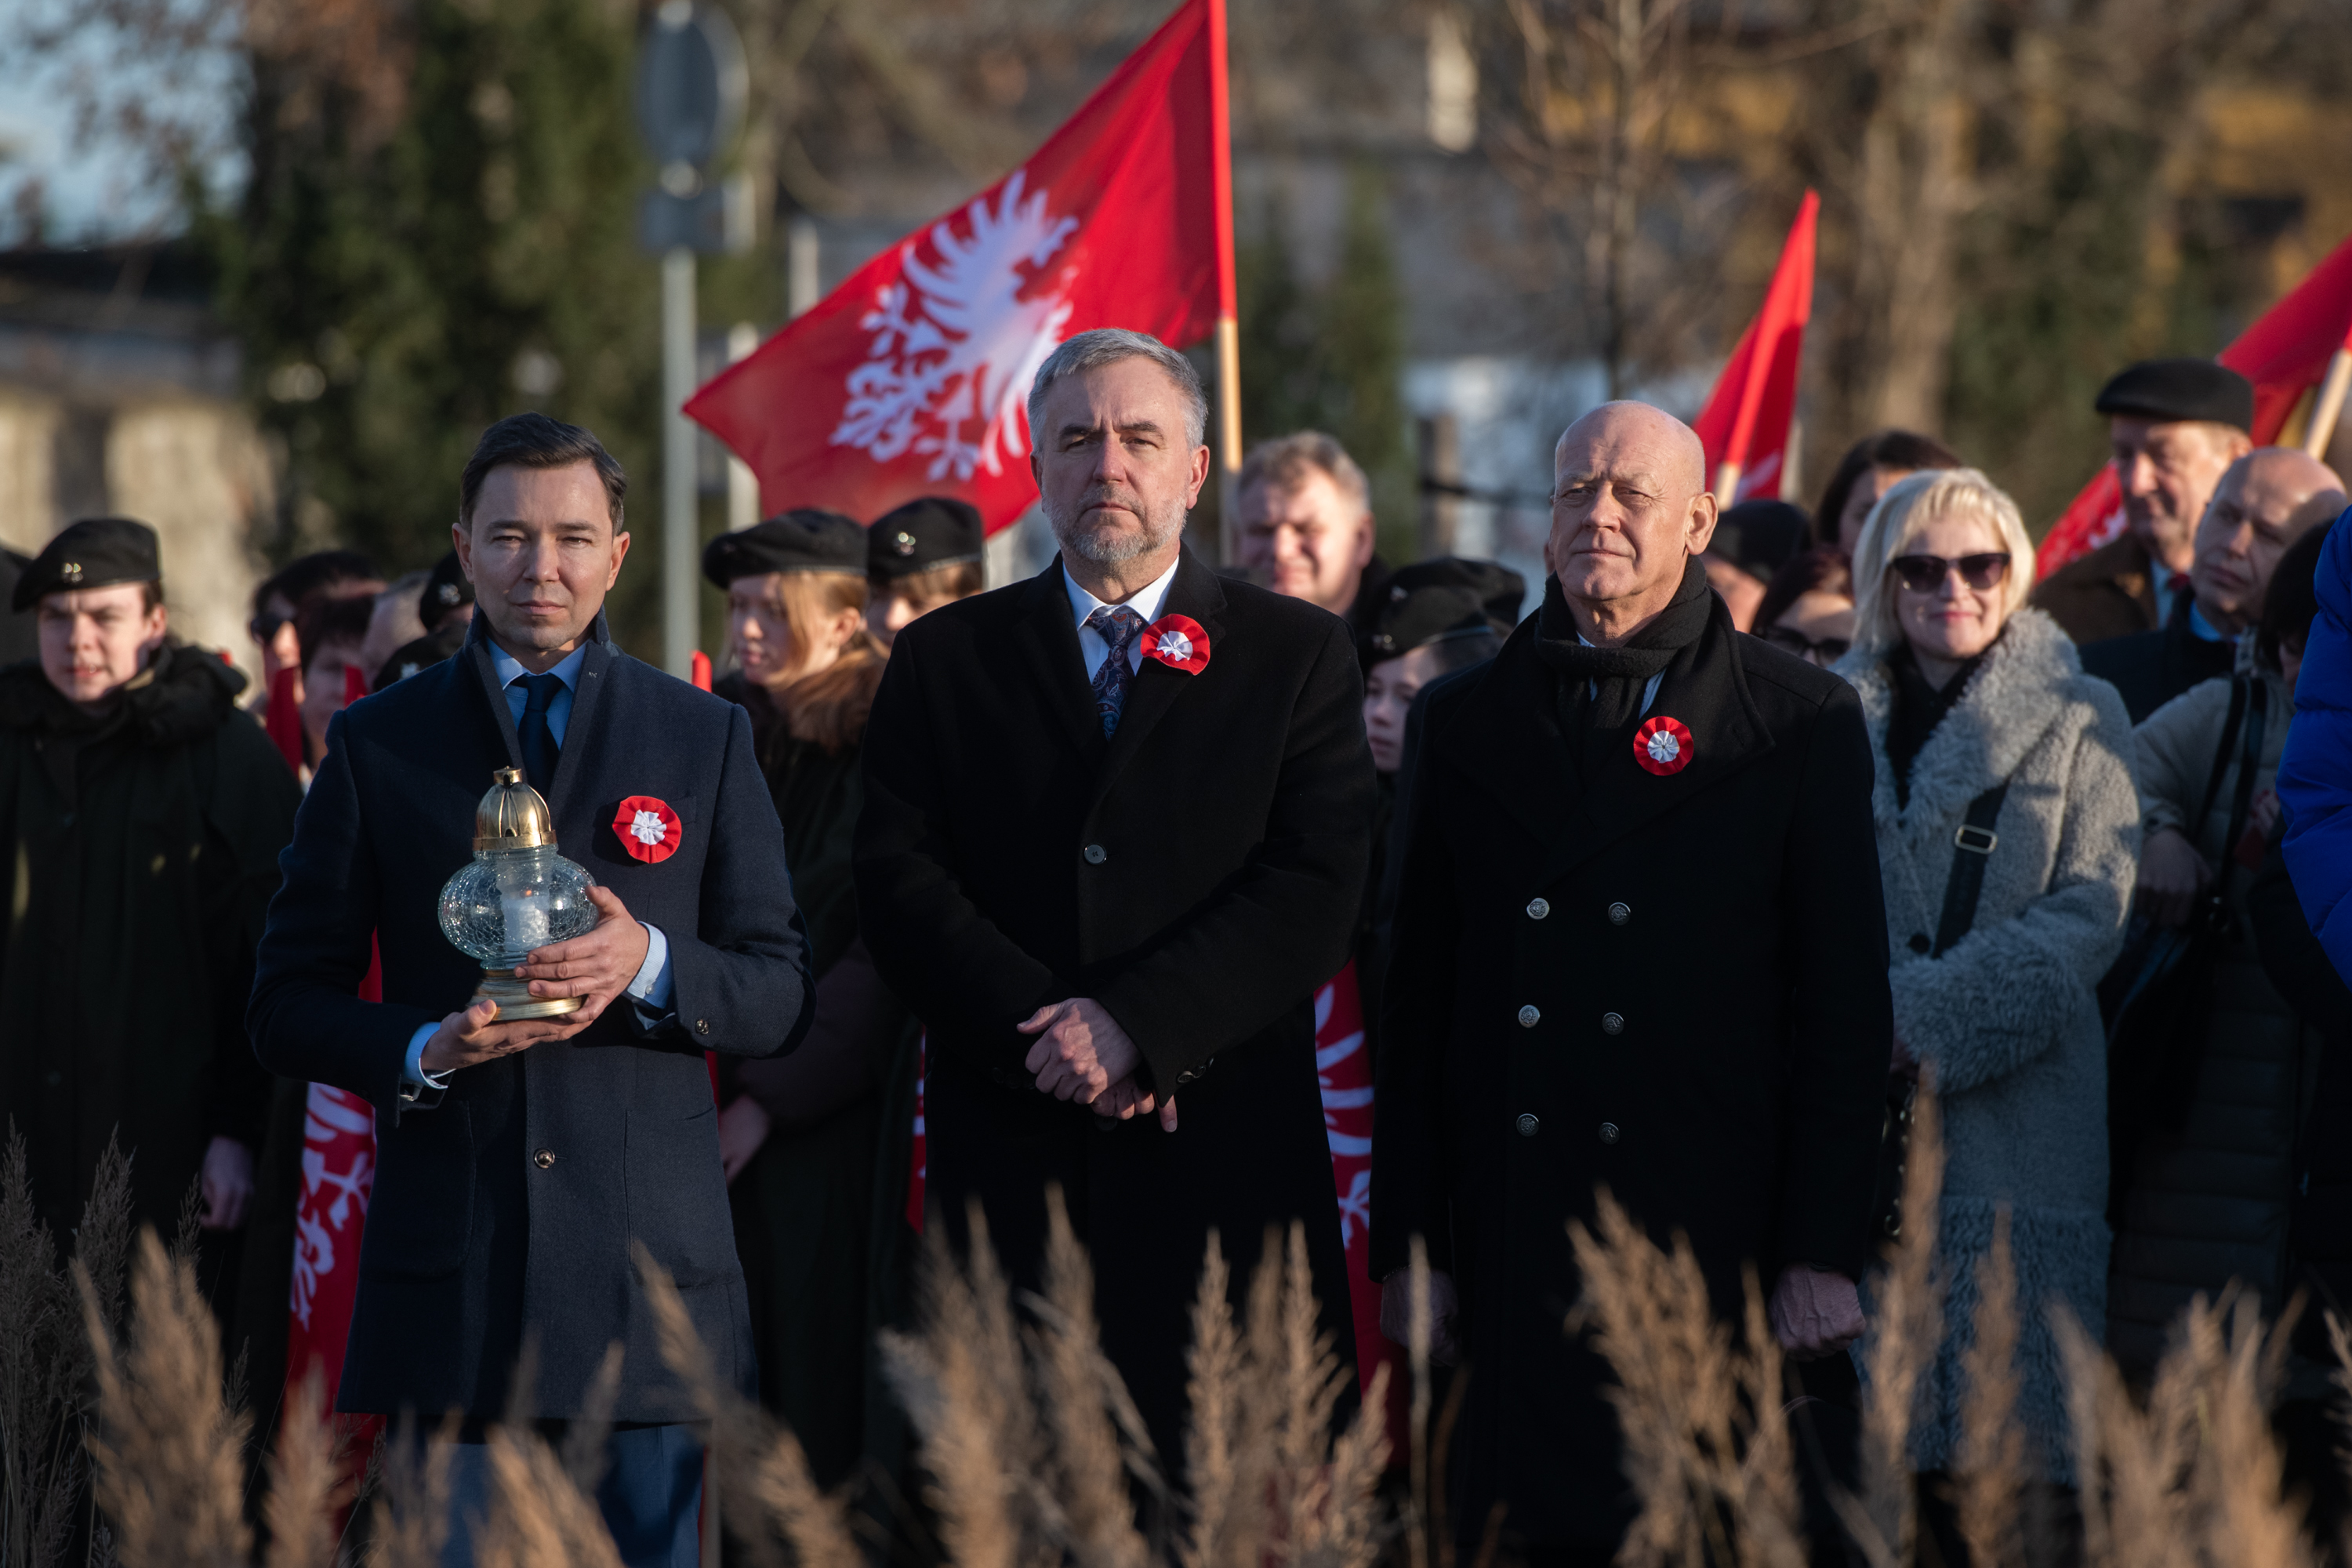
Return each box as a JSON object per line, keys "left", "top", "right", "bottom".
{"left": 1065, "top": 555, "right": 1181, "bottom": 681}
{"left": 401, "top": 641, "right": 673, "bottom": 1098}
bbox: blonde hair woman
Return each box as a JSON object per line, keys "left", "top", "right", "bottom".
{"left": 1835, "top": 469, "right": 2140, "bottom": 1550}
{"left": 699, "top": 510, "right": 914, "bottom": 1486}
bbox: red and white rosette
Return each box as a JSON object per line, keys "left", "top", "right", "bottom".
{"left": 1632, "top": 715, "right": 1694, "bottom": 776}
{"left": 612, "top": 795, "right": 683, "bottom": 863}
{"left": 1138, "top": 613, "right": 1211, "bottom": 673}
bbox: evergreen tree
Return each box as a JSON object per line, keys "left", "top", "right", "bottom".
{"left": 201, "top": 0, "right": 668, "bottom": 644}
{"left": 1236, "top": 162, "right": 1413, "bottom": 561}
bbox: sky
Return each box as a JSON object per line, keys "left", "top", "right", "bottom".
{"left": 0, "top": 0, "right": 247, "bottom": 245}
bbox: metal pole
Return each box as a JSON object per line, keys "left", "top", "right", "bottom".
{"left": 662, "top": 246, "right": 697, "bottom": 679}
{"left": 724, "top": 321, "right": 760, "bottom": 534}
{"left": 1216, "top": 313, "right": 1242, "bottom": 563}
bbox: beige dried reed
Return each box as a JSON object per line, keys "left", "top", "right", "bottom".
{"left": 1033, "top": 1192, "right": 1152, "bottom": 1568}
{"left": 1844, "top": 1073, "right": 1947, "bottom": 1568}
{"left": 1953, "top": 1204, "right": 2024, "bottom": 1568}
{"left": 1569, "top": 1189, "right": 1804, "bottom": 1568}
{"left": 78, "top": 1227, "right": 252, "bottom": 1568}
{"left": 470, "top": 1421, "right": 623, "bottom": 1568}
{"left": 261, "top": 1364, "right": 349, "bottom": 1568}
{"left": 365, "top": 1414, "right": 458, "bottom": 1568}
{"left": 633, "top": 1241, "right": 861, "bottom": 1568}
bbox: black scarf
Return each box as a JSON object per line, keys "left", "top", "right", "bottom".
{"left": 1532, "top": 557, "right": 1714, "bottom": 733}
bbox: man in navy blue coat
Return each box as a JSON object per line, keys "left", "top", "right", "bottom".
{"left": 249, "top": 413, "right": 812, "bottom": 1567}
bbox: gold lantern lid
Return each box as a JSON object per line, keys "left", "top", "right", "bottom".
{"left": 474, "top": 767, "right": 555, "bottom": 850}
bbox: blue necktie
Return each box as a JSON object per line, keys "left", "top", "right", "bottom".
{"left": 517, "top": 673, "right": 564, "bottom": 792}
{"left": 1086, "top": 606, "right": 1147, "bottom": 736}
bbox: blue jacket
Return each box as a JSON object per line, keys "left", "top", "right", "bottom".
{"left": 249, "top": 611, "right": 813, "bottom": 1422}
{"left": 2280, "top": 508, "right": 2352, "bottom": 982}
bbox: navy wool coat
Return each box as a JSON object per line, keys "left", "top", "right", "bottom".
{"left": 249, "top": 612, "right": 814, "bottom": 1423}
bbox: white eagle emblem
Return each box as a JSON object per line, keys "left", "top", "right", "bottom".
{"left": 832, "top": 169, "right": 1078, "bottom": 482}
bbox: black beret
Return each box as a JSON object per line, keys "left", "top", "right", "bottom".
{"left": 869, "top": 496, "right": 985, "bottom": 580}
{"left": 419, "top": 548, "right": 474, "bottom": 633}
{"left": 1363, "top": 557, "right": 1526, "bottom": 662}
{"left": 702, "top": 509, "right": 866, "bottom": 588}
{"left": 1711, "top": 499, "right": 1811, "bottom": 584}
{"left": 12, "top": 517, "right": 160, "bottom": 612}
{"left": 2095, "top": 358, "right": 2254, "bottom": 431}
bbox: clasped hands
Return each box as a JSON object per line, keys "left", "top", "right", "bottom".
{"left": 419, "top": 885, "right": 650, "bottom": 1075}
{"left": 1018, "top": 996, "right": 1178, "bottom": 1132}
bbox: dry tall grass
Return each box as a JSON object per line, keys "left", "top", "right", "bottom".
{"left": 36, "top": 1086, "right": 2352, "bottom": 1568}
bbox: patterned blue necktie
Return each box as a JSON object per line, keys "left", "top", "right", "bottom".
{"left": 1085, "top": 605, "right": 1148, "bottom": 736}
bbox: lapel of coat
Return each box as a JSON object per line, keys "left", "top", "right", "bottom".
{"left": 1524, "top": 596, "right": 1775, "bottom": 891}
{"left": 1089, "top": 548, "right": 1225, "bottom": 809}
{"left": 1010, "top": 557, "right": 1111, "bottom": 761}
{"left": 462, "top": 611, "right": 615, "bottom": 811}
{"left": 1424, "top": 618, "right": 1585, "bottom": 854}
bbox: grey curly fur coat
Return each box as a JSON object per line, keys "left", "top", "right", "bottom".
{"left": 1835, "top": 608, "right": 2140, "bottom": 1482}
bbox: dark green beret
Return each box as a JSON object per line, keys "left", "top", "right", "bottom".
{"left": 1363, "top": 557, "right": 1525, "bottom": 662}
{"left": 12, "top": 517, "right": 160, "bottom": 612}
{"left": 869, "top": 496, "right": 985, "bottom": 580}
{"left": 702, "top": 509, "right": 866, "bottom": 588}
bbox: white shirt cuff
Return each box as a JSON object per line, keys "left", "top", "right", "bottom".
{"left": 629, "top": 923, "right": 675, "bottom": 1015}
{"left": 402, "top": 1021, "right": 451, "bottom": 1099}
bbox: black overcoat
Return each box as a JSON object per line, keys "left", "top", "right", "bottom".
{"left": 854, "top": 550, "right": 1372, "bottom": 1459}
{"left": 1368, "top": 593, "right": 1891, "bottom": 1551}
{"left": 248, "top": 612, "right": 814, "bottom": 1423}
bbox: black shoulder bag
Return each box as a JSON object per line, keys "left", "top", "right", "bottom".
{"left": 2102, "top": 676, "right": 2267, "bottom": 1205}
{"left": 1873, "top": 782, "right": 2012, "bottom": 1240}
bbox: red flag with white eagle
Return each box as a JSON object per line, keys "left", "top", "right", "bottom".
{"left": 1691, "top": 191, "right": 1818, "bottom": 505}
{"left": 2036, "top": 229, "right": 2352, "bottom": 576}
{"left": 686, "top": 0, "right": 1235, "bottom": 533}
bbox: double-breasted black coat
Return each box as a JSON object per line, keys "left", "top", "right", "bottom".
{"left": 249, "top": 612, "right": 814, "bottom": 1423}
{"left": 1368, "top": 592, "right": 1891, "bottom": 1551}
{"left": 855, "top": 550, "right": 1372, "bottom": 1459}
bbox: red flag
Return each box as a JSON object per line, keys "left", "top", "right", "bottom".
{"left": 686, "top": 0, "right": 1231, "bottom": 534}
{"left": 2037, "top": 230, "right": 2352, "bottom": 575}
{"left": 1691, "top": 191, "right": 1818, "bottom": 505}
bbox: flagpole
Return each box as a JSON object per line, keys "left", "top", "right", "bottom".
{"left": 1208, "top": 0, "right": 1241, "bottom": 562}
{"left": 2306, "top": 347, "right": 2352, "bottom": 459}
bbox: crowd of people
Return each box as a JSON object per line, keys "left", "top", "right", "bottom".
{"left": 5, "top": 327, "right": 2352, "bottom": 1567}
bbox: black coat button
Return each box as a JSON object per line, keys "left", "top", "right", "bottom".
{"left": 1083, "top": 844, "right": 1107, "bottom": 865}
{"left": 1515, "top": 1113, "right": 1539, "bottom": 1137}
{"left": 1607, "top": 902, "right": 1631, "bottom": 925}
{"left": 1599, "top": 1121, "right": 1621, "bottom": 1145}
{"left": 1517, "top": 1004, "right": 1540, "bottom": 1028}
{"left": 1601, "top": 1012, "right": 1624, "bottom": 1035}
{"left": 533, "top": 1149, "right": 556, "bottom": 1169}
{"left": 1526, "top": 898, "right": 1550, "bottom": 920}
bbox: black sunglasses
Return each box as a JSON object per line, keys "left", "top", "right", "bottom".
{"left": 1889, "top": 552, "right": 2010, "bottom": 593}
{"left": 1759, "top": 626, "right": 1850, "bottom": 662}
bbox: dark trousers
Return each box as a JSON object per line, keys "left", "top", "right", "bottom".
{"left": 436, "top": 1424, "right": 702, "bottom": 1568}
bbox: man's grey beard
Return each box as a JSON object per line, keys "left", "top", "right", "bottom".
{"left": 1045, "top": 490, "right": 1188, "bottom": 566}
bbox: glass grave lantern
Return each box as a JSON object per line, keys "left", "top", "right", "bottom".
{"left": 437, "top": 768, "right": 599, "bottom": 1020}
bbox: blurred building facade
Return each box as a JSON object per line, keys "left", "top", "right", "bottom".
{"left": 0, "top": 245, "right": 270, "bottom": 684}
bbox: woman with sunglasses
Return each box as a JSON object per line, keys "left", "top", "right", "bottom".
{"left": 1834, "top": 468, "right": 2140, "bottom": 1553}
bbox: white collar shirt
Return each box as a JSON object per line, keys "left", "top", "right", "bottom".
{"left": 1065, "top": 556, "right": 1182, "bottom": 681}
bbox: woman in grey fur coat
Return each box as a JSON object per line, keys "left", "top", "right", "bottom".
{"left": 1834, "top": 468, "right": 2140, "bottom": 1511}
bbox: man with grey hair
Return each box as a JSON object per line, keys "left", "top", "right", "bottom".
{"left": 858, "top": 327, "right": 1374, "bottom": 1459}
{"left": 1371, "top": 400, "right": 1891, "bottom": 1563}
{"left": 1234, "top": 430, "right": 1392, "bottom": 628}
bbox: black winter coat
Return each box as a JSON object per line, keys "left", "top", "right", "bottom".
{"left": 0, "top": 646, "right": 298, "bottom": 1236}
{"left": 855, "top": 550, "right": 1372, "bottom": 1460}
{"left": 1369, "top": 594, "right": 1892, "bottom": 1551}
{"left": 248, "top": 612, "right": 815, "bottom": 1422}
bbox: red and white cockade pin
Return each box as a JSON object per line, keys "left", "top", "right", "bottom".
{"left": 612, "top": 795, "right": 682, "bottom": 864}
{"left": 1632, "top": 715, "right": 1694, "bottom": 776}
{"left": 1138, "top": 613, "right": 1211, "bottom": 673}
